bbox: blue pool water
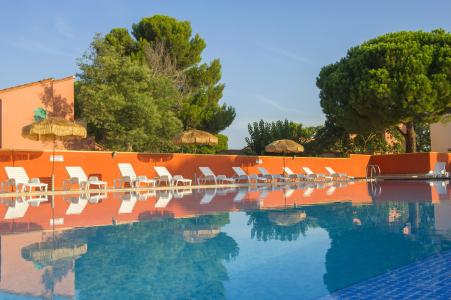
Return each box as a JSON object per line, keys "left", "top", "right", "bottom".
{"left": 0, "top": 181, "right": 450, "bottom": 299}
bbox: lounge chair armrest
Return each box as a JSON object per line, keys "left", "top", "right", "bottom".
{"left": 29, "top": 178, "right": 41, "bottom": 184}
{"left": 173, "top": 175, "right": 184, "bottom": 181}
{"left": 121, "top": 176, "right": 133, "bottom": 182}
{"left": 159, "top": 175, "right": 171, "bottom": 181}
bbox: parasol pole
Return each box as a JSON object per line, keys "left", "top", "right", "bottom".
{"left": 51, "top": 135, "right": 56, "bottom": 208}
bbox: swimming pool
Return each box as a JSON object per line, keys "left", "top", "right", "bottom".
{"left": 0, "top": 180, "right": 449, "bottom": 299}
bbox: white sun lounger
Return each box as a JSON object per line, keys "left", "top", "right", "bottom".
{"left": 198, "top": 167, "right": 235, "bottom": 185}
{"left": 232, "top": 167, "right": 267, "bottom": 183}
{"left": 64, "top": 167, "right": 107, "bottom": 190}
{"left": 258, "top": 167, "right": 290, "bottom": 182}
{"left": 154, "top": 166, "right": 192, "bottom": 186}
{"left": 426, "top": 162, "right": 449, "bottom": 178}
{"left": 4, "top": 167, "right": 48, "bottom": 192}
{"left": 325, "top": 167, "right": 354, "bottom": 181}
{"left": 283, "top": 167, "right": 308, "bottom": 181}
{"left": 302, "top": 167, "right": 329, "bottom": 181}
{"left": 116, "top": 163, "right": 157, "bottom": 188}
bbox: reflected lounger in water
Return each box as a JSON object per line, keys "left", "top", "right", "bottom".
{"left": 303, "top": 185, "right": 315, "bottom": 197}
{"left": 258, "top": 188, "right": 270, "bottom": 201}
{"left": 88, "top": 192, "right": 107, "bottom": 204}
{"left": 284, "top": 188, "right": 295, "bottom": 198}
{"left": 233, "top": 188, "right": 248, "bottom": 202}
{"left": 173, "top": 188, "right": 192, "bottom": 199}
{"left": 4, "top": 199, "right": 29, "bottom": 219}
{"left": 154, "top": 191, "right": 173, "bottom": 208}
{"left": 65, "top": 195, "right": 89, "bottom": 215}
{"left": 326, "top": 186, "right": 337, "bottom": 196}
{"left": 200, "top": 189, "right": 217, "bottom": 204}
{"left": 430, "top": 180, "right": 449, "bottom": 195}
{"left": 216, "top": 187, "right": 236, "bottom": 196}
{"left": 118, "top": 193, "right": 138, "bottom": 214}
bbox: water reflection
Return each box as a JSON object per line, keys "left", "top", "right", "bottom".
{"left": 247, "top": 209, "right": 313, "bottom": 241}
{"left": 75, "top": 214, "right": 238, "bottom": 299}
{"left": 0, "top": 181, "right": 448, "bottom": 299}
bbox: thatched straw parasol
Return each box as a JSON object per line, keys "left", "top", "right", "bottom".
{"left": 268, "top": 211, "right": 307, "bottom": 226}
{"left": 173, "top": 129, "right": 218, "bottom": 146}
{"left": 22, "top": 118, "right": 87, "bottom": 141}
{"left": 265, "top": 139, "right": 304, "bottom": 154}
{"left": 22, "top": 241, "right": 87, "bottom": 266}
{"left": 173, "top": 129, "right": 218, "bottom": 181}
{"left": 183, "top": 227, "right": 220, "bottom": 243}
{"left": 265, "top": 139, "right": 304, "bottom": 171}
{"left": 22, "top": 118, "right": 87, "bottom": 200}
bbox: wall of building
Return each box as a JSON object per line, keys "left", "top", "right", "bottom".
{"left": 430, "top": 119, "right": 451, "bottom": 153}
{"left": 0, "top": 76, "right": 74, "bottom": 150}
{"left": 0, "top": 150, "right": 449, "bottom": 191}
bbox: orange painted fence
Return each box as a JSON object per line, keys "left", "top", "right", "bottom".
{"left": 369, "top": 152, "right": 451, "bottom": 175}
{"left": 0, "top": 150, "right": 449, "bottom": 190}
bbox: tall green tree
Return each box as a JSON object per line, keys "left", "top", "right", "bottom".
{"left": 308, "top": 120, "right": 403, "bottom": 156}
{"left": 317, "top": 29, "right": 451, "bottom": 152}
{"left": 132, "top": 15, "right": 235, "bottom": 133}
{"left": 76, "top": 33, "right": 182, "bottom": 151}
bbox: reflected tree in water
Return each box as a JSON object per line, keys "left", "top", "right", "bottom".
{"left": 75, "top": 213, "right": 238, "bottom": 300}
{"left": 247, "top": 209, "right": 316, "bottom": 242}
{"left": 303, "top": 202, "right": 451, "bottom": 293}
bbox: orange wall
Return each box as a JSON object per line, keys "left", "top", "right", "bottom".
{"left": 0, "top": 150, "right": 372, "bottom": 190}
{"left": 0, "top": 149, "right": 448, "bottom": 191}
{"left": 0, "top": 77, "right": 74, "bottom": 150}
{"left": 370, "top": 152, "right": 451, "bottom": 174}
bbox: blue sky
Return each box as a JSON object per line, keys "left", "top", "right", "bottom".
{"left": 1, "top": 1, "right": 451, "bottom": 148}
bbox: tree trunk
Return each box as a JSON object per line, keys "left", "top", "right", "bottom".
{"left": 404, "top": 122, "right": 417, "bottom": 153}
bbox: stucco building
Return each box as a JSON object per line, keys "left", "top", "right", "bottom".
{"left": 430, "top": 118, "right": 451, "bottom": 153}
{"left": 0, "top": 76, "right": 91, "bottom": 150}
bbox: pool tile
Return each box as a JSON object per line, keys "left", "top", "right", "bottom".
{"left": 318, "top": 250, "right": 451, "bottom": 300}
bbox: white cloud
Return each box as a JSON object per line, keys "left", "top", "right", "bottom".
{"left": 253, "top": 93, "right": 304, "bottom": 114}
{"left": 262, "top": 44, "right": 312, "bottom": 64}
{"left": 4, "top": 37, "right": 75, "bottom": 58}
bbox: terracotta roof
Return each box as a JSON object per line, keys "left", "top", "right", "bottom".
{"left": 0, "top": 75, "right": 74, "bottom": 94}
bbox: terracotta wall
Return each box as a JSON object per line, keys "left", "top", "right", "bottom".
{"left": 0, "top": 150, "right": 448, "bottom": 191}
{"left": 370, "top": 152, "right": 451, "bottom": 174}
{"left": 430, "top": 119, "right": 451, "bottom": 153}
{"left": 0, "top": 76, "right": 74, "bottom": 150}
{"left": 0, "top": 150, "right": 371, "bottom": 190}
{"left": 0, "top": 231, "right": 74, "bottom": 298}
